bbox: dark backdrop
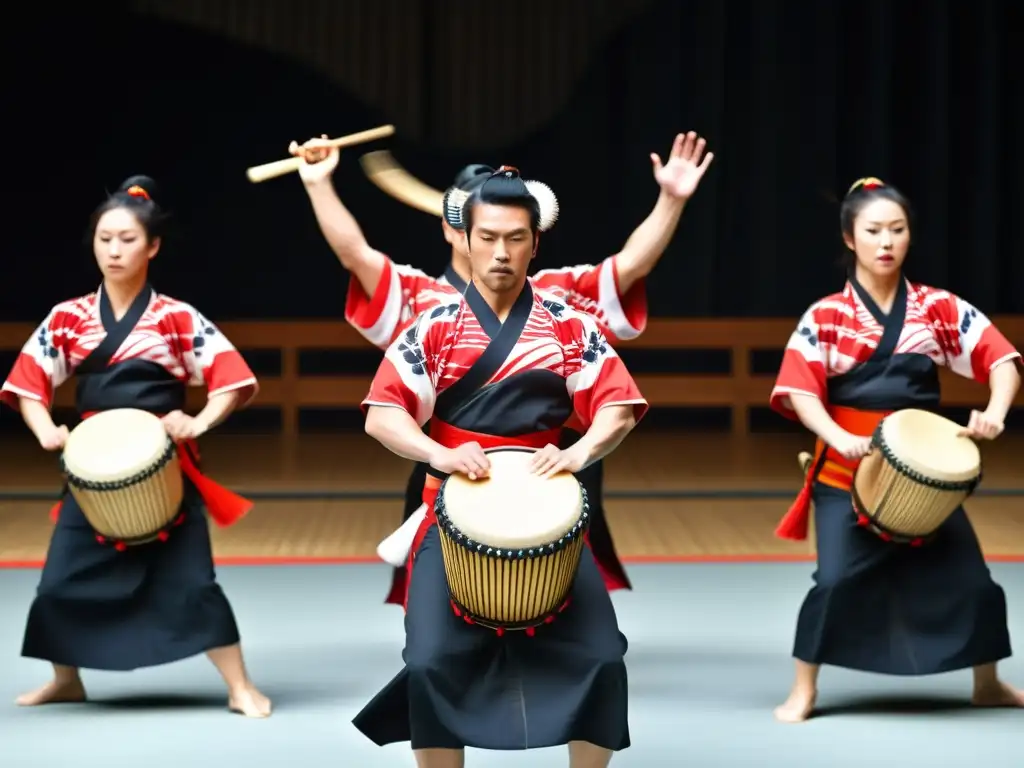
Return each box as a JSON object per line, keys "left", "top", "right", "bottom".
{"left": 2, "top": 0, "right": 1020, "bottom": 326}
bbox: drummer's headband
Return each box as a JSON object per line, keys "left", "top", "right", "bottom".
{"left": 444, "top": 166, "right": 559, "bottom": 232}
{"left": 847, "top": 177, "right": 885, "bottom": 194}
{"left": 441, "top": 169, "right": 491, "bottom": 231}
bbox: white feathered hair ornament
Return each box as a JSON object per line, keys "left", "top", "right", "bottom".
{"left": 442, "top": 166, "right": 560, "bottom": 232}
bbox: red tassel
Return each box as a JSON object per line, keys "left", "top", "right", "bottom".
{"left": 450, "top": 601, "right": 462, "bottom": 618}
{"left": 114, "top": 542, "right": 127, "bottom": 552}
{"left": 95, "top": 534, "right": 106, "bottom": 544}
{"left": 157, "top": 531, "right": 170, "bottom": 542}
{"left": 495, "top": 627, "right": 505, "bottom": 637}
{"left": 463, "top": 615, "right": 475, "bottom": 625}
{"left": 544, "top": 615, "right": 556, "bottom": 624}
{"left": 525, "top": 627, "right": 536, "bottom": 637}
{"left": 775, "top": 481, "right": 812, "bottom": 541}
{"left": 911, "top": 538, "right": 924, "bottom": 547}
{"left": 178, "top": 445, "right": 252, "bottom": 528}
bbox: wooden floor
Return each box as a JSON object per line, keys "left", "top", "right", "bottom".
{"left": 0, "top": 431, "right": 1021, "bottom": 563}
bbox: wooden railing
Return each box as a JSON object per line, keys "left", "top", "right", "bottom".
{"left": 1, "top": 318, "right": 1021, "bottom": 439}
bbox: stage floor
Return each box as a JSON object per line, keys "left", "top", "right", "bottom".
{"left": 1, "top": 431, "right": 1022, "bottom": 565}
{"left": 1, "top": 562, "right": 1021, "bottom": 767}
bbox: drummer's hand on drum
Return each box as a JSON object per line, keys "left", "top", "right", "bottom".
{"left": 958, "top": 409, "right": 1004, "bottom": 441}
{"left": 289, "top": 135, "right": 340, "bottom": 184}
{"left": 161, "top": 410, "right": 206, "bottom": 442}
{"left": 38, "top": 424, "right": 69, "bottom": 451}
{"left": 431, "top": 442, "right": 491, "bottom": 480}
{"left": 832, "top": 432, "right": 873, "bottom": 461}
{"left": 529, "top": 443, "right": 586, "bottom": 478}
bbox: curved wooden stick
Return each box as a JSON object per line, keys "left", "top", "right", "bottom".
{"left": 359, "top": 150, "right": 444, "bottom": 216}
{"left": 245, "top": 124, "right": 396, "bottom": 183}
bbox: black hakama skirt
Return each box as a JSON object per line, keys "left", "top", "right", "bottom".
{"left": 353, "top": 526, "right": 631, "bottom": 751}
{"left": 22, "top": 482, "right": 241, "bottom": 671}
{"left": 793, "top": 484, "right": 1012, "bottom": 674}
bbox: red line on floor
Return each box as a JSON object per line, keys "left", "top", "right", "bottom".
{"left": 1, "top": 553, "right": 1022, "bottom": 569}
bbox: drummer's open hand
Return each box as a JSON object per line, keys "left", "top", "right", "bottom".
{"left": 958, "top": 409, "right": 1004, "bottom": 441}
{"left": 161, "top": 410, "right": 206, "bottom": 442}
{"left": 432, "top": 442, "right": 490, "bottom": 480}
{"left": 289, "top": 135, "right": 340, "bottom": 184}
{"left": 529, "top": 443, "right": 585, "bottom": 478}
{"left": 652, "top": 131, "right": 714, "bottom": 201}
{"left": 38, "top": 424, "right": 69, "bottom": 451}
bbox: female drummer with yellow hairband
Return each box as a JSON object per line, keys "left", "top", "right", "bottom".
{"left": 768, "top": 177, "right": 1022, "bottom": 722}
{"left": 1, "top": 176, "right": 271, "bottom": 717}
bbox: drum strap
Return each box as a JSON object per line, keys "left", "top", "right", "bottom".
{"left": 774, "top": 406, "right": 888, "bottom": 541}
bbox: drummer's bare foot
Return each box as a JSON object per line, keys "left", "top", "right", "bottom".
{"left": 774, "top": 660, "right": 819, "bottom": 723}
{"left": 228, "top": 684, "right": 272, "bottom": 718}
{"left": 774, "top": 688, "right": 817, "bottom": 723}
{"left": 15, "top": 665, "right": 86, "bottom": 706}
{"left": 972, "top": 664, "right": 1024, "bottom": 708}
{"left": 207, "top": 643, "right": 271, "bottom": 718}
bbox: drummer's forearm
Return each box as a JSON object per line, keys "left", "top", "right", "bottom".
{"left": 365, "top": 405, "right": 444, "bottom": 463}
{"left": 194, "top": 390, "right": 241, "bottom": 434}
{"left": 19, "top": 397, "right": 56, "bottom": 440}
{"left": 984, "top": 360, "right": 1021, "bottom": 422}
{"left": 304, "top": 179, "right": 386, "bottom": 296}
{"left": 575, "top": 405, "right": 636, "bottom": 469}
{"left": 789, "top": 393, "right": 849, "bottom": 446}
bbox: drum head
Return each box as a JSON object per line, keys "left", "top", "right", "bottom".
{"left": 880, "top": 409, "right": 981, "bottom": 482}
{"left": 63, "top": 408, "right": 171, "bottom": 482}
{"left": 441, "top": 448, "right": 583, "bottom": 549}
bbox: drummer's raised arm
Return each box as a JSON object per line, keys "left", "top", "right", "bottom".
{"left": 293, "top": 140, "right": 388, "bottom": 302}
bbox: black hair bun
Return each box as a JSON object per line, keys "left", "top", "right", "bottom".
{"left": 116, "top": 175, "right": 161, "bottom": 205}
{"left": 452, "top": 164, "right": 494, "bottom": 192}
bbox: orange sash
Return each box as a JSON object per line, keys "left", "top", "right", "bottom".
{"left": 774, "top": 405, "right": 890, "bottom": 541}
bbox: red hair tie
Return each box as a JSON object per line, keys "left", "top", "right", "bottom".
{"left": 848, "top": 176, "right": 885, "bottom": 194}
{"left": 125, "top": 185, "right": 150, "bottom": 201}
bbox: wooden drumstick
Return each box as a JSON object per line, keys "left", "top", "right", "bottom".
{"left": 359, "top": 150, "right": 445, "bottom": 216}
{"left": 245, "top": 124, "right": 396, "bottom": 184}
{"left": 797, "top": 451, "right": 813, "bottom": 475}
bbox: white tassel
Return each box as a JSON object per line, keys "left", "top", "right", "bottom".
{"left": 376, "top": 504, "right": 428, "bottom": 566}
{"left": 524, "top": 180, "right": 560, "bottom": 231}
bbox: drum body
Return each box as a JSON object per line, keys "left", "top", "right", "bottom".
{"left": 434, "top": 448, "right": 590, "bottom": 631}
{"left": 61, "top": 409, "right": 184, "bottom": 546}
{"left": 852, "top": 409, "right": 982, "bottom": 544}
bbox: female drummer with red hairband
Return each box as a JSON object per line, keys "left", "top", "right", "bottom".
{"left": 1, "top": 176, "right": 272, "bottom": 717}
{"left": 769, "top": 177, "right": 1022, "bottom": 722}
